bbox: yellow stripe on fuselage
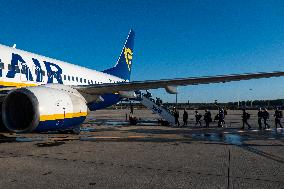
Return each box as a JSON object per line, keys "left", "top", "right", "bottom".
{"left": 0, "top": 80, "right": 38, "bottom": 88}
{"left": 40, "top": 112, "right": 88, "bottom": 121}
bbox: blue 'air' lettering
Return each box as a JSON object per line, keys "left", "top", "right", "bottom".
{"left": 7, "top": 53, "right": 33, "bottom": 81}
{"left": 32, "top": 58, "right": 43, "bottom": 82}
{"left": 44, "top": 61, "right": 63, "bottom": 84}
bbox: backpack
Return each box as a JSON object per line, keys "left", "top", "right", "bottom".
{"left": 197, "top": 114, "right": 202, "bottom": 119}
{"left": 246, "top": 113, "right": 250, "bottom": 119}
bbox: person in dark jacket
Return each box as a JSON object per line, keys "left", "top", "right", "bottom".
{"left": 204, "top": 109, "right": 212, "bottom": 128}
{"left": 263, "top": 108, "right": 270, "bottom": 129}
{"left": 195, "top": 110, "right": 202, "bottom": 127}
{"left": 274, "top": 107, "right": 283, "bottom": 129}
{"left": 183, "top": 109, "right": 188, "bottom": 126}
{"left": 217, "top": 108, "right": 224, "bottom": 127}
{"left": 241, "top": 109, "right": 251, "bottom": 129}
{"left": 174, "top": 108, "right": 180, "bottom": 127}
{"left": 257, "top": 108, "right": 263, "bottom": 130}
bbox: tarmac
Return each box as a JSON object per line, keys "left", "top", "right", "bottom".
{"left": 0, "top": 109, "right": 283, "bottom": 189}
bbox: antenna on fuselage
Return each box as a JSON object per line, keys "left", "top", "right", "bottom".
{"left": 12, "top": 44, "right": 16, "bottom": 48}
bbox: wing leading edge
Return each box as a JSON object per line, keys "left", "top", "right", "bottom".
{"left": 75, "top": 71, "right": 284, "bottom": 95}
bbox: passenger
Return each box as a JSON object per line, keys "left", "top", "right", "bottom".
{"left": 263, "top": 108, "right": 270, "bottom": 129}
{"left": 274, "top": 107, "right": 283, "bottom": 129}
{"left": 156, "top": 98, "right": 160, "bottom": 106}
{"left": 241, "top": 109, "right": 251, "bottom": 129}
{"left": 257, "top": 108, "right": 263, "bottom": 130}
{"left": 174, "top": 108, "right": 180, "bottom": 127}
{"left": 195, "top": 110, "right": 202, "bottom": 127}
{"left": 183, "top": 109, "right": 188, "bottom": 126}
{"left": 217, "top": 109, "right": 224, "bottom": 127}
{"left": 144, "top": 90, "right": 152, "bottom": 98}
{"left": 204, "top": 109, "right": 212, "bottom": 128}
{"left": 222, "top": 108, "right": 226, "bottom": 124}
{"left": 214, "top": 114, "right": 219, "bottom": 122}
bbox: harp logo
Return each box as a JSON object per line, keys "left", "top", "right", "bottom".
{"left": 124, "top": 47, "right": 133, "bottom": 71}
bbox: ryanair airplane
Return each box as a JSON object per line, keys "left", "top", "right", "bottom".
{"left": 0, "top": 29, "right": 283, "bottom": 133}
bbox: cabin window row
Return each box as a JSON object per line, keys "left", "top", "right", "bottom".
{"left": 62, "top": 74, "right": 102, "bottom": 85}
{"left": 0, "top": 60, "right": 115, "bottom": 85}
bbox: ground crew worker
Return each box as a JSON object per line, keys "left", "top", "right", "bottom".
{"left": 174, "top": 108, "right": 180, "bottom": 127}
{"left": 241, "top": 109, "right": 251, "bottom": 129}
{"left": 257, "top": 108, "right": 263, "bottom": 129}
{"left": 183, "top": 109, "right": 188, "bottom": 126}
{"left": 195, "top": 110, "right": 202, "bottom": 127}
{"left": 274, "top": 107, "right": 283, "bottom": 129}
{"left": 263, "top": 108, "right": 270, "bottom": 129}
{"left": 204, "top": 109, "right": 212, "bottom": 128}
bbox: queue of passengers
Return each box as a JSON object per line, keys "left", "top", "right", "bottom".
{"left": 172, "top": 107, "right": 283, "bottom": 129}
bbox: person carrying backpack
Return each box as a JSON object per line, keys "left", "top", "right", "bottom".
{"left": 241, "top": 109, "right": 251, "bottom": 129}
{"left": 217, "top": 108, "right": 225, "bottom": 127}
{"left": 183, "top": 109, "right": 188, "bottom": 126}
{"left": 257, "top": 108, "right": 263, "bottom": 130}
{"left": 274, "top": 107, "right": 283, "bottom": 129}
{"left": 204, "top": 109, "right": 212, "bottom": 128}
{"left": 263, "top": 108, "right": 270, "bottom": 129}
{"left": 195, "top": 110, "right": 202, "bottom": 127}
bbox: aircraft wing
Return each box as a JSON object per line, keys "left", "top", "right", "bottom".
{"left": 74, "top": 71, "right": 284, "bottom": 95}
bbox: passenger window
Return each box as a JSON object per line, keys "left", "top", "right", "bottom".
{"left": 84, "top": 79, "right": 86, "bottom": 83}
{"left": 68, "top": 76, "right": 70, "bottom": 81}
{"left": 64, "top": 75, "right": 66, "bottom": 80}
{"left": 76, "top": 77, "right": 78, "bottom": 82}
{"left": 72, "top": 76, "right": 74, "bottom": 81}
{"left": 80, "top": 78, "right": 82, "bottom": 83}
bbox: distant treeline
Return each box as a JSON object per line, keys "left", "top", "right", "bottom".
{"left": 112, "top": 99, "right": 284, "bottom": 110}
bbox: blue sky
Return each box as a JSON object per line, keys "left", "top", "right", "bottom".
{"left": 1, "top": 0, "right": 284, "bottom": 102}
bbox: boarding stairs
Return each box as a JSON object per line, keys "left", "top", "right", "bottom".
{"left": 137, "top": 93, "right": 175, "bottom": 125}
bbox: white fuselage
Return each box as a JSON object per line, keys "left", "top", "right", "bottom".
{"left": 0, "top": 44, "right": 124, "bottom": 88}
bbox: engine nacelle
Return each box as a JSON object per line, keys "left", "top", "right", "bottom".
{"left": 2, "top": 84, "right": 88, "bottom": 133}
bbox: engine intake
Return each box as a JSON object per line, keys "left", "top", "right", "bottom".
{"left": 2, "top": 85, "right": 87, "bottom": 133}
{"left": 2, "top": 89, "right": 39, "bottom": 133}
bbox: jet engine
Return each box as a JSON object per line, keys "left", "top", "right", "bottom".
{"left": 2, "top": 84, "right": 88, "bottom": 133}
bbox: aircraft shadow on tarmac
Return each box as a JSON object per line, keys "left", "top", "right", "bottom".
{"left": 126, "top": 128, "right": 284, "bottom": 164}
